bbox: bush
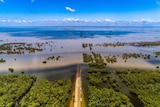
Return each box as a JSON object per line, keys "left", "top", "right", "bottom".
{"left": 8, "top": 68, "right": 14, "bottom": 73}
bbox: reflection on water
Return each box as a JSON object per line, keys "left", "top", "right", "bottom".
{"left": 148, "top": 58, "right": 160, "bottom": 65}
{"left": 25, "top": 64, "right": 77, "bottom": 81}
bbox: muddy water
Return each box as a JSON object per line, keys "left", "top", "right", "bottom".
{"left": 110, "top": 71, "right": 143, "bottom": 107}
{"left": 17, "top": 64, "right": 78, "bottom": 81}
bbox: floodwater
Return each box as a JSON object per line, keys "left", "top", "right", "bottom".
{"left": 0, "top": 26, "right": 160, "bottom": 75}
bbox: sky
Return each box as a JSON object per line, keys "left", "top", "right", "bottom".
{"left": 0, "top": 0, "right": 160, "bottom": 26}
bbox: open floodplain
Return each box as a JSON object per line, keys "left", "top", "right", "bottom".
{"left": 0, "top": 26, "right": 160, "bottom": 107}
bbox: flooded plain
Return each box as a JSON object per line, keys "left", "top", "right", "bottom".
{"left": 0, "top": 26, "right": 160, "bottom": 77}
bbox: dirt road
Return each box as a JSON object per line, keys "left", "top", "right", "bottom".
{"left": 74, "top": 65, "right": 83, "bottom": 107}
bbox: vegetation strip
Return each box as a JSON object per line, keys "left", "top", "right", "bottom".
{"left": 116, "top": 69, "right": 160, "bottom": 107}
{"left": 0, "top": 74, "right": 36, "bottom": 107}
{"left": 87, "top": 68, "right": 133, "bottom": 107}
{"left": 21, "top": 78, "right": 71, "bottom": 107}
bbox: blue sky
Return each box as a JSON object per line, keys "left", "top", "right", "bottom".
{"left": 0, "top": 0, "right": 160, "bottom": 25}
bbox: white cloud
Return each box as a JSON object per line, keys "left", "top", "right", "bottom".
{"left": 0, "top": 19, "right": 11, "bottom": 23}
{"left": 44, "top": 19, "right": 58, "bottom": 22}
{"left": 132, "top": 19, "right": 155, "bottom": 23}
{"left": 63, "top": 18, "right": 79, "bottom": 22}
{"left": 133, "top": 19, "right": 139, "bottom": 23}
{"left": 13, "top": 20, "right": 23, "bottom": 23}
{"left": 0, "top": 19, "right": 34, "bottom": 23}
{"left": 0, "top": 0, "right": 4, "bottom": 3}
{"left": 104, "top": 19, "right": 114, "bottom": 22}
{"left": 105, "top": 19, "right": 111, "bottom": 22}
{"left": 1, "top": 18, "right": 160, "bottom": 26}
{"left": 65, "top": 6, "right": 75, "bottom": 12}
{"left": 84, "top": 20, "right": 89, "bottom": 22}
{"left": 140, "top": 18, "right": 153, "bottom": 23}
